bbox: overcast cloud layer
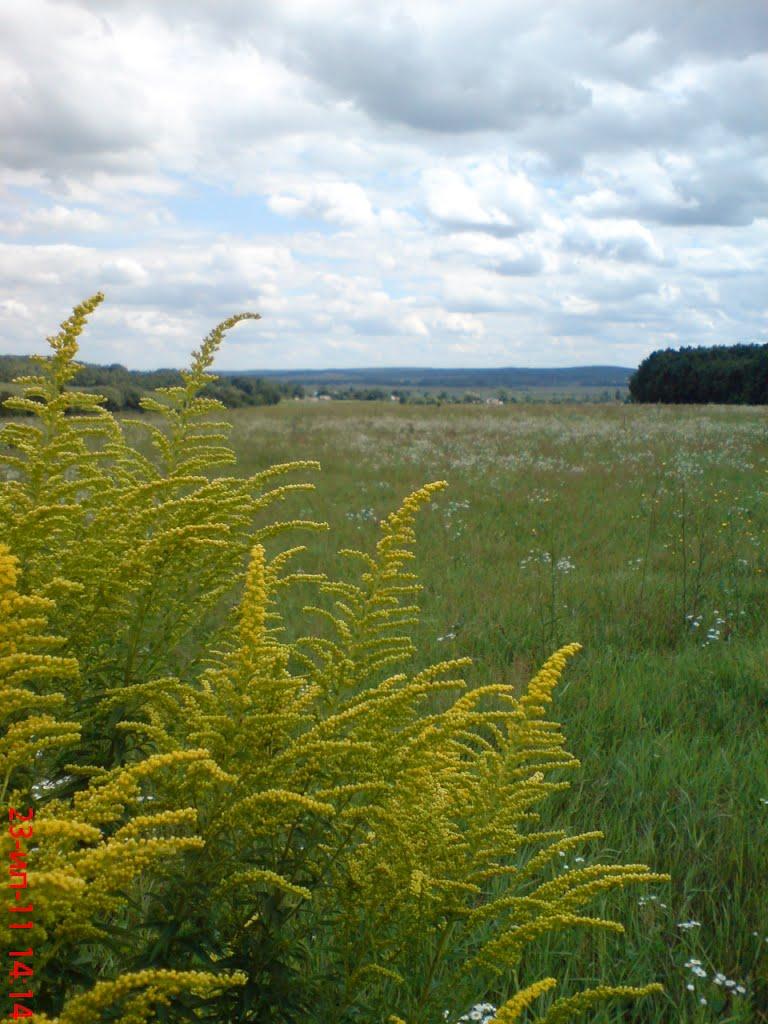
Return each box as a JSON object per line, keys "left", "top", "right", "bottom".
{"left": 1, "top": 0, "right": 766, "bottom": 369}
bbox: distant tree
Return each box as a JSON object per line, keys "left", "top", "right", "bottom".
{"left": 0, "top": 357, "right": 291, "bottom": 412}
{"left": 629, "top": 343, "right": 768, "bottom": 404}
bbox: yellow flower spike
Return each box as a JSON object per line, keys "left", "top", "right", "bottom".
{"left": 492, "top": 977, "right": 558, "bottom": 1022}
{"left": 54, "top": 969, "right": 246, "bottom": 1024}
{"left": 535, "top": 983, "right": 664, "bottom": 1023}
{"left": 239, "top": 542, "right": 269, "bottom": 645}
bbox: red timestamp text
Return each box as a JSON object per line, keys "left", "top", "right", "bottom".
{"left": 7, "top": 808, "right": 34, "bottom": 1020}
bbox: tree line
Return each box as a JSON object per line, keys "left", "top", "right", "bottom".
{"left": 629, "top": 343, "right": 768, "bottom": 404}
{"left": 0, "top": 355, "right": 302, "bottom": 414}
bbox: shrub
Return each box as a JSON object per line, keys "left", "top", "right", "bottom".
{"left": 0, "top": 295, "right": 668, "bottom": 1023}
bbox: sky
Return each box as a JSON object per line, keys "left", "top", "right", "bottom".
{"left": 0, "top": 0, "right": 766, "bottom": 370}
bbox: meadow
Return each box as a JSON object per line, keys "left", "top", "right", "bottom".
{"left": 207, "top": 398, "right": 768, "bottom": 1023}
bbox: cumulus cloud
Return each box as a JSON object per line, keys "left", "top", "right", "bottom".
{"left": 431, "top": 312, "right": 486, "bottom": 337}
{"left": 576, "top": 150, "right": 768, "bottom": 226}
{"left": 562, "top": 218, "right": 666, "bottom": 264}
{"left": 277, "top": 6, "right": 593, "bottom": 134}
{"left": 422, "top": 163, "right": 539, "bottom": 236}
{"left": 490, "top": 251, "right": 545, "bottom": 276}
{"left": 0, "top": 0, "right": 765, "bottom": 367}
{"left": 0, "top": 204, "right": 111, "bottom": 235}
{"left": 268, "top": 182, "right": 377, "bottom": 228}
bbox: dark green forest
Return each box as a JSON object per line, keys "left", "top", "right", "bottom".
{"left": 629, "top": 343, "right": 768, "bottom": 404}
{"left": 0, "top": 355, "right": 301, "bottom": 414}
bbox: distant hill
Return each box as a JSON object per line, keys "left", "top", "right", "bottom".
{"left": 221, "top": 365, "right": 634, "bottom": 389}
{"left": 0, "top": 355, "right": 634, "bottom": 414}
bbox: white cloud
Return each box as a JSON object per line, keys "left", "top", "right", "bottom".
{"left": 0, "top": 299, "right": 32, "bottom": 321}
{"left": 13, "top": 205, "right": 110, "bottom": 232}
{"left": 101, "top": 258, "right": 150, "bottom": 285}
{"left": 0, "top": 0, "right": 765, "bottom": 368}
{"left": 400, "top": 313, "right": 429, "bottom": 336}
{"left": 562, "top": 295, "right": 601, "bottom": 316}
{"left": 562, "top": 217, "right": 666, "bottom": 264}
{"left": 423, "top": 163, "right": 539, "bottom": 236}
{"left": 268, "top": 182, "right": 376, "bottom": 228}
{"left": 432, "top": 312, "right": 486, "bottom": 337}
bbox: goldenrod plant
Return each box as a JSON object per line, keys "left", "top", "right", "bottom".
{"left": 0, "top": 297, "right": 668, "bottom": 1023}
{"left": 0, "top": 544, "right": 245, "bottom": 1022}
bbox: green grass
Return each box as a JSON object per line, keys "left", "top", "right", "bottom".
{"left": 216, "top": 399, "right": 768, "bottom": 1023}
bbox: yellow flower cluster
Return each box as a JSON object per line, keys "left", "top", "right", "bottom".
{"left": 54, "top": 968, "right": 246, "bottom": 1024}
{"left": 0, "top": 544, "right": 19, "bottom": 591}
{"left": 0, "top": 296, "right": 669, "bottom": 1023}
{"left": 493, "top": 977, "right": 557, "bottom": 1021}
{"left": 0, "top": 544, "right": 245, "bottom": 1022}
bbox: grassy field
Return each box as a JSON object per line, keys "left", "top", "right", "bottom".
{"left": 216, "top": 399, "right": 767, "bottom": 1023}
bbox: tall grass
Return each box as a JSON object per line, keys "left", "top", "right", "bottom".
{"left": 206, "top": 399, "right": 768, "bottom": 1023}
